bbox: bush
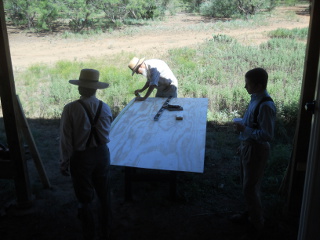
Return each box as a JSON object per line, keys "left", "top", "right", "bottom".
{"left": 268, "top": 27, "right": 308, "bottom": 40}
{"left": 200, "top": 0, "right": 237, "bottom": 18}
{"left": 4, "top": 0, "right": 38, "bottom": 28}
{"left": 200, "top": 0, "right": 276, "bottom": 18}
{"left": 35, "top": 0, "right": 60, "bottom": 31}
{"left": 237, "top": 0, "right": 276, "bottom": 17}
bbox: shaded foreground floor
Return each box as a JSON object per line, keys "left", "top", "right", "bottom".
{"left": 0, "top": 121, "right": 299, "bottom": 240}
{"left": 0, "top": 173, "right": 299, "bottom": 240}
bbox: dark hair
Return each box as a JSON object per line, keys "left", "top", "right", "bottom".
{"left": 78, "top": 86, "right": 97, "bottom": 97}
{"left": 245, "top": 68, "right": 268, "bottom": 89}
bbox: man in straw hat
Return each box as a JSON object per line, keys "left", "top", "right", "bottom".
{"left": 59, "top": 69, "right": 113, "bottom": 240}
{"left": 128, "top": 57, "right": 178, "bottom": 101}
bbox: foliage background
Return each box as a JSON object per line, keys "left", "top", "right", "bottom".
{"left": 4, "top": 0, "right": 307, "bottom": 32}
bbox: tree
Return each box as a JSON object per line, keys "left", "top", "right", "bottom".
{"left": 236, "top": 0, "right": 276, "bottom": 17}
{"left": 200, "top": 0, "right": 237, "bottom": 18}
{"left": 35, "top": 0, "right": 60, "bottom": 31}
{"left": 5, "top": 0, "right": 38, "bottom": 28}
{"left": 181, "top": 0, "right": 204, "bottom": 12}
{"left": 92, "top": 0, "right": 129, "bottom": 24}
{"left": 61, "top": 0, "right": 96, "bottom": 32}
{"left": 200, "top": 0, "right": 276, "bottom": 18}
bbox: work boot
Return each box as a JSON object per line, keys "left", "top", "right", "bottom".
{"left": 78, "top": 206, "right": 95, "bottom": 240}
{"left": 240, "top": 223, "right": 264, "bottom": 240}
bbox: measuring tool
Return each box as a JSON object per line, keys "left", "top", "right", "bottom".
{"left": 154, "top": 97, "right": 183, "bottom": 121}
{"left": 154, "top": 96, "right": 172, "bottom": 121}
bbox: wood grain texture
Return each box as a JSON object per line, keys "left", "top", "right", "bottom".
{"left": 109, "top": 97, "right": 208, "bottom": 173}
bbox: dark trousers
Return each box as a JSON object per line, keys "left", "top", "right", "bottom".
{"left": 240, "top": 141, "right": 270, "bottom": 230}
{"left": 70, "top": 145, "right": 111, "bottom": 240}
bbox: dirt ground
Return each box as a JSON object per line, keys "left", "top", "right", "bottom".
{"left": 0, "top": 5, "right": 310, "bottom": 240}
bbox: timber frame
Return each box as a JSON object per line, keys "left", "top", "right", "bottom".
{"left": 0, "top": 0, "right": 50, "bottom": 208}
{"left": 0, "top": 0, "right": 320, "bottom": 238}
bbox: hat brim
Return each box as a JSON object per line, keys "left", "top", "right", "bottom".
{"left": 69, "top": 80, "right": 109, "bottom": 89}
{"left": 132, "top": 57, "right": 145, "bottom": 76}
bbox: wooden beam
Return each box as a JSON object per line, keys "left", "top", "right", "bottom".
{"left": 297, "top": 54, "right": 320, "bottom": 240}
{"left": 16, "top": 95, "right": 51, "bottom": 188}
{"left": 0, "top": 0, "right": 32, "bottom": 207}
{"left": 285, "top": 0, "right": 320, "bottom": 216}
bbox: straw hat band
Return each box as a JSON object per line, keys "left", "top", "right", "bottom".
{"left": 69, "top": 69, "right": 109, "bottom": 89}
{"left": 79, "top": 78, "right": 99, "bottom": 82}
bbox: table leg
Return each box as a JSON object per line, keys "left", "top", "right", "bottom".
{"left": 124, "top": 167, "right": 134, "bottom": 201}
{"left": 170, "top": 171, "right": 177, "bottom": 200}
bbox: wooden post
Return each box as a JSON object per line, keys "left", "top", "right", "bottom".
{"left": 0, "top": 0, "right": 32, "bottom": 207}
{"left": 297, "top": 54, "right": 320, "bottom": 240}
{"left": 285, "top": 0, "right": 320, "bottom": 216}
{"left": 16, "top": 95, "right": 51, "bottom": 188}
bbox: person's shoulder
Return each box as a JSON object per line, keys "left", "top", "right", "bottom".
{"left": 64, "top": 100, "right": 79, "bottom": 109}
{"left": 100, "top": 101, "right": 112, "bottom": 113}
{"left": 147, "top": 59, "right": 164, "bottom": 64}
{"left": 260, "top": 97, "right": 276, "bottom": 113}
{"left": 101, "top": 101, "right": 110, "bottom": 108}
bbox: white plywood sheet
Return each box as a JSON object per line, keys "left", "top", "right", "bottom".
{"left": 109, "top": 97, "right": 208, "bottom": 173}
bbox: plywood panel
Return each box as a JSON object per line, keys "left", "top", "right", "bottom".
{"left": 109, "top": 97, "right": 208, "bottom": 173}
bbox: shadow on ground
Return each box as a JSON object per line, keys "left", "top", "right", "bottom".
{"left": 0, "top": 119, "right": 299, "bottom": 240}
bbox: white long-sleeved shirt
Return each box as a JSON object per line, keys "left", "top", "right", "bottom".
{"left": 145, "top": 59, "right": 178, "bottom": 92}
{"left": 239, "top": 90, "right": 276, "bottom": 143}
{"left": 59, "top": 95, "right": 112, "bottom": 167}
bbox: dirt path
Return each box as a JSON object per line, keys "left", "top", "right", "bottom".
{"left": 7, "top": 6, "right": 310, "bottom": 71}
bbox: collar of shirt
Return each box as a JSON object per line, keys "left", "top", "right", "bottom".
{"left": 250, "top": 90, "right": 268, "bottom": 102}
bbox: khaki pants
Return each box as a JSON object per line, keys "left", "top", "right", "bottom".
{"left": 239, "top": 141, "right": 270, "bottom": 229}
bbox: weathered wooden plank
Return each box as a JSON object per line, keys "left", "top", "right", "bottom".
{"left": 109, "top": 97, "right": 208, "bottom": 173}
{"left": 16, "top": 95, "right": 51, "bottom": 188}
{"left": 0, "top": 0, "right": 32, "bottom": 206}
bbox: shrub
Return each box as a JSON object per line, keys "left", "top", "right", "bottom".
{"left": 35, "top": 0, "right": 60, "bottom": 31}
{"left": 200, "top": 0, "right": 237, "bottom": 18}
{"left": 268, "top": 27, "right": 308, "bottom": 40}
{"left": 200, "top": 0, "right": 276, "bottom": 18}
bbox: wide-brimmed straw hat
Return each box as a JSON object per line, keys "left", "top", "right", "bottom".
{"left": 69, "top": 69, "right": 109, "bottom": 89}
{"left": 128, "top": 57, "right": 145, "bottom": 76}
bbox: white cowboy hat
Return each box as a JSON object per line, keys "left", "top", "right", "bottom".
{"left": 128, "top": 57, "right": 145, "bottom": 76}
{"left": 69, "top": 69, "right": 109, "bottom": 89}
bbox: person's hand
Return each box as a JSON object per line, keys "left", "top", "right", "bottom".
{"left": 135, "top": 96, "right": 147, "bottom": 101}
{"left": 134, "top": 89, "right": 142, "bottom": 96}
{"left": 60, "top": 164, "right": 70, "bottom": 176}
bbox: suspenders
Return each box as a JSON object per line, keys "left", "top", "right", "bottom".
{"left": 77, "top": 99, "right": 103, "bottom": 148}
{"left": 252, "top": 96, "right": 274, "bottom": 129}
